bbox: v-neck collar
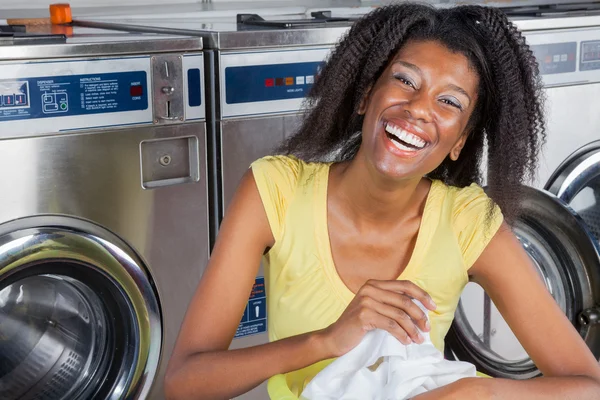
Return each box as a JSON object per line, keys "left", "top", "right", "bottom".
{"left": 315, "top": 164, "right": 439, "bottom": 304}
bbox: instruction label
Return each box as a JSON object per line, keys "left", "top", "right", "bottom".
{"left": 235, "top": 277, "right": 267, "bottom": 338}
{"left": 0, "top": 71, "right": 147, "bottom": 122}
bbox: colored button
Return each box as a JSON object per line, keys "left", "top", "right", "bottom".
{"left": 296, "top": 76, "right": 305, "bottom": 85}
{"left": 265, "top": 78, "right": 274, "bottom": 87}
{"left": 553, "top": 54, "right": 560, "bottom": 62}
{"left": 130, "top": 85, "right": 143, "bottom": 97}
{"left": 568, "top": 53, "right": 575, "bottom": 61}
{"left": 285, "top": 77, "right": 294, "bottom": 86}
{"left": 15, "top": 94, "right": 26, "bottom": 105}
{"left": 560, "top": 54, "right": 567, "bottom": 62}
{"left": 305, "top": 75, "right": 315, "bottom": 84}
{"left": 2, "top": 95, "right": 14, "bottom": 106}
{"left": 275, "top": 77, "right": 284, "bottom": 86}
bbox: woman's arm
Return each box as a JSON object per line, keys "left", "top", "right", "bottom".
{"left": 164, "top": 170, "right": 332, "bottom": 399}
{"left": 419, "top": 222, "right": 600, "bottom": 399}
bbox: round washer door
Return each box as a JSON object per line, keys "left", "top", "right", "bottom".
{"left": 0, "top": 216, "right": 161, "bottom": 400}
{"left": 445, "top": 185, "right": 600, "bottom": 379}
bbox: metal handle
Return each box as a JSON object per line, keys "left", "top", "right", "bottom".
{"left": 579, "top": 307, "right": 600, "bottom": 326}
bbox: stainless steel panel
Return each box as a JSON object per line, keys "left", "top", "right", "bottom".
{"left": 0, "top": 38, "right": 203, "bottom": 61}
{"left": 208, "top": 26, "right": 350, "bottom": 50}
{"left": 71, "top": 20, "right": 349, "bottom": 50}
{"left": 515, "top": 14, "right": 600, "bottom": 31}
{"left": 141, "top": 136, "right": 200, "bottom": 188}
{"left": 220, "top": 114, "right": 302, "bottom": 211}
{"left": 152, "top": 54, "right": 185, "bottom": 124}
{"left": 537, "top": 84, "right": 600, "bottom": 188}
{"left": 0, "top": 122, "right": 210, "bottom": 400}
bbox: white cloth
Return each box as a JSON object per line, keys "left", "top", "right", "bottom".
{"left": 300, "top": 301, "right": 476, "bottom": 400}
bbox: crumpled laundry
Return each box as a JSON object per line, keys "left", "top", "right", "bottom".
{"left": 300, "top": 301, "right": 476, "bottom": 400}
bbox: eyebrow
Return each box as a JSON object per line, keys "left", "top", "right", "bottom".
{"left": 446, "top": 84, "right": 472, "bottom": 105}
{"left": 393, "top": 60, "right": 472, "bottom": 105}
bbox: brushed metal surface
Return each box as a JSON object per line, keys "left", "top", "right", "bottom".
{"left": 0, "top": 122, "right": 209, "bottom": 399}
{"left": 0, "top": 38, "right": 203, "bottom": 61}
{"left": 208, "top": 25, "right": 350, "bottom": 50}
{"left": 152, "top": 54, "right": 185, "bottom": 124}
{"left": 220, "top": 114, "right": 302, "bottom": 212}
{"left": 537, "top": 84, "right": 600, "bottom": 188}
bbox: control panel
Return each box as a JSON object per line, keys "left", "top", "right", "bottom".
{"left": 0, "top": 53, "right": 205, "bottom": 138}
{"left": 531, "top": 42, "right": 577, "bottom": 75}
{"left": 526, "top": 26, "right": 600, "bottom": 87}
{"left": 220, "top": 47, "right": 330, "bottom": 118}
{"left": 225, "top": 61, "right": 321, "bottom": 105}
{"left": 580, "top": 40, "right": 600, "bottom": 71}
{"left": 0, "top": 71, "right": 148, "bottom": 122}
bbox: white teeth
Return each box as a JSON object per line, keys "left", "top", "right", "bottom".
{"left": 384, "top": 123, "right": 426, "bottom": 149}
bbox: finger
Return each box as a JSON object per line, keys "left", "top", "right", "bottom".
{"left": 365, "top": 311, "right": 413, "bottom": 345}
{"left": 369, "top": 280, "right": 437, "bottom": 311}
{"left": 359, "top": 281, "right": 431, "bottom": 332}
{"left": 374, "top": 301, "right": 425, "bottom": 344}
{"left": 376, "top": 292, "right": 430, "bottom": 333}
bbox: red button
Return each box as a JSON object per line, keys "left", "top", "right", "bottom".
{"left": 130, "top": 85, "right": 143, "bottom": 97}
{"left": 265, "top": 78, "right": 274, "bottom": 87}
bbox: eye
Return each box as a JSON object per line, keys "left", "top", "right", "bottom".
{"left": 393, "top": 73, "right": 415, "bottom": 88}
{"left": 440, "top": 97, "right": 463, "bottom": 111}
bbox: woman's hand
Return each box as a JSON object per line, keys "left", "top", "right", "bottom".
{"left": 320, "top": 279, "right": 437, "bottom": 357}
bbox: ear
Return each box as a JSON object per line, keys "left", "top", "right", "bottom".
{"left": 449, "top": 132, "right": 468, "bottom": 161}
{"left": 357, "top": 85, "right": 373, "bottom": 115}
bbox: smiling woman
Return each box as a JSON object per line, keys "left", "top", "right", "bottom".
{"left": 164, "top": 3, "right": 600, "bottom": 400}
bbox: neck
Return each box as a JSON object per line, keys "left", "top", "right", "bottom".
{"left": 329, "top": 153, "right": 429, "bottom": 230}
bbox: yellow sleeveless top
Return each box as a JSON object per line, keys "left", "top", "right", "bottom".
{"left": 250, "top": 155, "right": 503, "bottom": 399}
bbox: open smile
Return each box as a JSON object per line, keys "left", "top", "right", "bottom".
{"left": 383, "top": 120, "right": 431, "bottom": 155}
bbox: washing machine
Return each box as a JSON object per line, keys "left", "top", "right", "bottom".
{"left": 0, "top": 25, "right": 209, "bottom": 399}
{"left": 445, "top": 3, "right": 600, "bottom": 379}
{"left": 60, "top": 10, "right": 354, "bottom": 399}
{"left": 42, "top": 0, "right": 600, "bottom": 388}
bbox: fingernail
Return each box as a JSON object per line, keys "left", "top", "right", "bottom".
{"left": 417, "top": 332, "right": 424, "bottom": 343}
{"left": 429, "top": 298, "right": 437, "bottom": 309}
{"left": 425, "top": 320, "right": 431, "bottom": 331}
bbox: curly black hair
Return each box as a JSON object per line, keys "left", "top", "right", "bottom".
{"left": 277, "top": 3, "right": 545, "bottom": 223}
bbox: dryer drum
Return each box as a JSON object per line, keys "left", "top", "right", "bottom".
{"left": 0, "top": 273, "right": 111, "bottom": 400}
{"left": 0, "top": 222, "right": 161, "bottom": 400}
{"left": 445, "top": 185, "right": 600, "bottom": 379}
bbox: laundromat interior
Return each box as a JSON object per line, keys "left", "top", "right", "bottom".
{"left": 1, "top": 0, "right": 600, "bottom": 399}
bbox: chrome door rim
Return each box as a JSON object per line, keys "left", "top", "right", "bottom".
{"left": 0, "top": 216, "right": 161, "bottom": 399}
{"left": 545, "top": 141, "right": 600, "bottom": 203}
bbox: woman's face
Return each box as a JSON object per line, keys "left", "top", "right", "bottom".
{"left": 358, "top": 39, "right": 480, "bottom": 181}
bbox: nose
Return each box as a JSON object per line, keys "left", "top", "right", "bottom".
{"left": 404, "top": 93, "right": 433, "bottom": 122}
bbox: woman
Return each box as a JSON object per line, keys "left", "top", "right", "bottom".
{"left": 165, "top": 3, "right": 600, "bottom": 399}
